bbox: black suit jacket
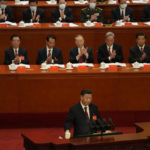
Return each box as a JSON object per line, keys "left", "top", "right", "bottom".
{"left": 111, "top": 6, "right": 135, "bottom": 23}
{"left": 64, "top": 102, "right": 101, "bottom": 137}
{"left": 141, "top": 6, "right": 150, "bottom": 22}
{"left": 69, "top": 47, "right": 94, "bottom": 63}
{"left": 97, "top": 43, "right": 123, "bottom": 63}
{"left": 36, "top": 47, "right": 63, "bottom": 64}
{"left": 128, "top": 45, "right": 150, "bottom": 63}
{"left": 23, "top": 7, "right": 45, "bottom": 23}
{"left": 51, "top": 7, "right": 73, "bottom": 23}
{"left": 4, "top": 47, "right": 29, "bottom": 65}
{"left": 0, "top": 6, "right": 13, "bottom": 22}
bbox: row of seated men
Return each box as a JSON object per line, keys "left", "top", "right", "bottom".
{"left": 3, "top": 32, "right": 150, "bottom": 65}
{"left": 1, "top": 0, "right": 150, "bottom": 23}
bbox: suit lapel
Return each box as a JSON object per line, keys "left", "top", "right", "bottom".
{"left": 78, "top": 103, "right": 89, "bottom": 120}
{"left": 104, "top": 44, "right": 109, "bottom": 56}
{"left": 10, "top": 48, "right": 15, "bottom": 59}
{"left": 136, "top": 45, "right": 142, "bottom": 57}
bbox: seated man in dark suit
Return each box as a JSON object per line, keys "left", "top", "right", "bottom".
{"left": 64, "top": 89, "right": 101, "bottom": 138}
{"left": 129, "top": 32, "right": 150, "bottom": 63}
{"left": 0, "top": 0, "right": 13, "bottom": 22}
{"left": 69, "top": 34, "right": 94, "bottom": 63}
{"left": 110, "top": 0, "right": 134, "bottom": 23}
{"left": 98, "top": 32, "right": 123, "bottom": 63}
{"left": 141, "top": 6, "right": 150, "bottom": 22}
{"left": 22, "top": 0, "right": 45, "bottom": 23}
{"left": 4, "top": 34, "right": 29, "bottom": 65}
{"left": 80, "top": 0, "right": 103, "bottom": 23}
{"left": 51, "top": 0, "right": 73, "bottom": 23}
{"left": 36, "top": 35, "right": 63, "bottom": 64}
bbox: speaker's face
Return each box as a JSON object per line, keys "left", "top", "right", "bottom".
{"left": 81, "top": 94, "right": 92, "bottom": 106}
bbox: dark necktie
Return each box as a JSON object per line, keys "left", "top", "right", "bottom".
{"left": 2, "top": 9, "right": 4, "bottom": 15}
{"left": 48, "top": 49, "right": 51, "bottom": 57}
{"left": 15, "top": 49, "right": 18, "bottom": 57}
{"left": 121, "top": 10, "right": 124, "bottom": 19}
{"left": 140, "top": 47, "right": 143, "bottom": 55}
{"left": 84, "top": 107, "right": 90, "bottom": 120}
{"left": 108, "top": 47, "right": 111, "bottom": 56}
{"left": 79, "top": 55, "right": 84, "bottom": 63}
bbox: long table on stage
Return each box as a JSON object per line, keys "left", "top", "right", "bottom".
{"left": 7, "top": 1, "right": 148, "bottom": 22}
{"left": 0, "top": 64, "right": 150, "bottom": 113}
{"left": 22, "top": 122, "right": 150, "bottom": 150}
{"left": 1, "top": 23, "right": 150, "bottom": 64}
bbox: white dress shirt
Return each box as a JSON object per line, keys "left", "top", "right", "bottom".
{"left": 107, "top": 45, "right": 113, "bottom": 60}
{"left": 59, "top": 9, "right": 66, "bottom": 21}
{"left": 80, "top": 101, "right": 90, "bottom": 119}
{"left": 138, "top": 44, "right": 145, "bottom": 53}
{"left": 47, "top": 46, "right": 54, "bottom": 63}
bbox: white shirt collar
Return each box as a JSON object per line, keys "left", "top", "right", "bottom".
{"left": 13, "top": 48, "right": 19, "bottom": 53}
{"left": 78, "top": 46, "right": 84, "bottom": 54}
{"left": 47, "top": 46, "right": 53, "bottom": 56}
{"left": 107, "top": 45, "right": 113, "bottom": 53}
{"left": 80, "top": 101, "right": 89, "bottom": 109}
{"left": 138, "top": 44, "right": 145, "bottom": 49}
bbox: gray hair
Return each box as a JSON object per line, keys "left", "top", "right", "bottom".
{"left": 105, "top": 32, "right": 115, "bottom": 39}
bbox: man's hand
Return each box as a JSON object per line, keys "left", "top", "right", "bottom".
{"left": 14, "top": 56, "right": 20, "bottom": 64}
{"left": 65, "top": 130, "right": 71, "bottom": 139}
{"left": 35, "top": 15, "right": 40, "bottom": 22}
{"left": 90, "top": 14, "right": 97, "bottom": 21}
{"left": 0, "top": 14, "right": 6, "bottom": 20}
{"left": 140, "top": 52, "right": 146, "bottom": 61}
{"left": 123, "top": 15, "right": 130, "bottom": 22}
{"left": 82, "top": 47, "right": 88, "bottom": 58}
{"left": 46, "top": 56, "right": 52, "bottom": 64}
{"left": 110, "top": 50, "right": 116, "bottom": 60}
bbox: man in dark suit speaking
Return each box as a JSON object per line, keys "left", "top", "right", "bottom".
{"left": 64, "top": 89, "right": 101, "bottom": 138}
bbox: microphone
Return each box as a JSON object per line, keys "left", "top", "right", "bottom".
{"left": 108, "top": 118, "right": 115, "bottom": 130}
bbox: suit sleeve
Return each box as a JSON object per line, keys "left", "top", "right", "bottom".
{"left": 69, "top": 48, "right": 78, "bottom": 63}
{"left": 129, "top": 8, "right": 135, "bottom": 22}
{"left": 141, "top": 7, "right": 150, "bottom": 22}
{"left": 54, "top": 49, "right": 63, "bottom": 64}
{"left": 97, "top": 46, "right": 110, "bottom": 63}
{"left": 39, "top": 9, "right": 46, "bottom": 23}
{"left": 110, "top": 9, "right": 117, "bottom": 23}
{"left": 64, "top": 108, "right": 75, "bottom": 131}
{"left": 4, "top": 50, "right": 10, "bottom": 65}
{"left": 112, "top": 46, "right": 123, "bottom": 62}
{"left": 143, "top": 47, "right": 150, "bottom": 63}
{"left": 63, "top": 8, "right": 74, "bottom": 22}
{"left": 97, "top": 9, "right": 103, "bottom": 23}
{"left": 7, "top": 7, "right": 14, "bottom": 22}
{"left": 80, "top": 9, "right": 88, "bottom": 22}
{"left": 36, "top": 50, "right": 43, "bottom": 64}
{"left": 128, "top": 48, "right": 141, "bottom": 63}
{"left": 51, "top": 9, "right": 59, "bottom": 23}
{"left": 23, "top": 10, "right": 30, "bottom": 23}
{"left": 87, "top": 48, "right": 94, "bottom": 63}
{"left": 21, "top": 49, "right": 29, "bottom": 64}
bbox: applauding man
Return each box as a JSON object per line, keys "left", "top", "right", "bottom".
{"left": 98, "top": 32, "right": 123, "bottom": 63}
{"left": 70, "top": 35, "right": 94, "bottom": 63}
{"left": 80, "top": 0, "right": 103, "bottom": 22}
{"left": 51, "top": 0, "right": 73, "bottom": 23}
{"left": 23, "top": 0, "right": 45, "bottom": 23}
{"left": 36, "top": 35, "right": 63, "bottom": 64}
{"left": 129, "top": 32, "right": 150, "bottom": 63}
{"left": 4, "top": 34, "right": 29, "bottom": 65}
{"left": 0, "top": 0, "right": 13, "bottom": 22}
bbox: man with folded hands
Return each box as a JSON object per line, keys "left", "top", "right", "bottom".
{"left": 51, "top": 0, "right": 73, "bottom": 23}
{"left": 36, "top": 35, "right": 63, "bottom": 64}
{"left": 4, "top": 34, "right": 29, "bottom": 65}
{"left": 69, "top": 34, "right": 94, "bottom": 63}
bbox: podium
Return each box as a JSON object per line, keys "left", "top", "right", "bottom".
{"left": 22, "top": 122, "right": 150, "bottom": 150}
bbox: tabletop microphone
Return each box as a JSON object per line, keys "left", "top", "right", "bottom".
{"left": 108, "top": 118, "right": 115, "bottom": 130}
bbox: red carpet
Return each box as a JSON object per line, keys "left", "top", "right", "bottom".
{"left": 0, "top": 126, "right": 136, "bottom": 150}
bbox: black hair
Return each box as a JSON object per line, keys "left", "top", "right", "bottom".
{"left": 29, "top": 0, "right": 38, "bottom": 4}
{"left": 80, "top": 89, "right": 92, "bottom": 96}
{"left": 46, "top": 35, "right": 56, "bottom": 42}
{"left": 136, "top": 32, "right": 146, "bottom": 39}
{"left": 10, "top": 34, "right": 21, "bottom": 41}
